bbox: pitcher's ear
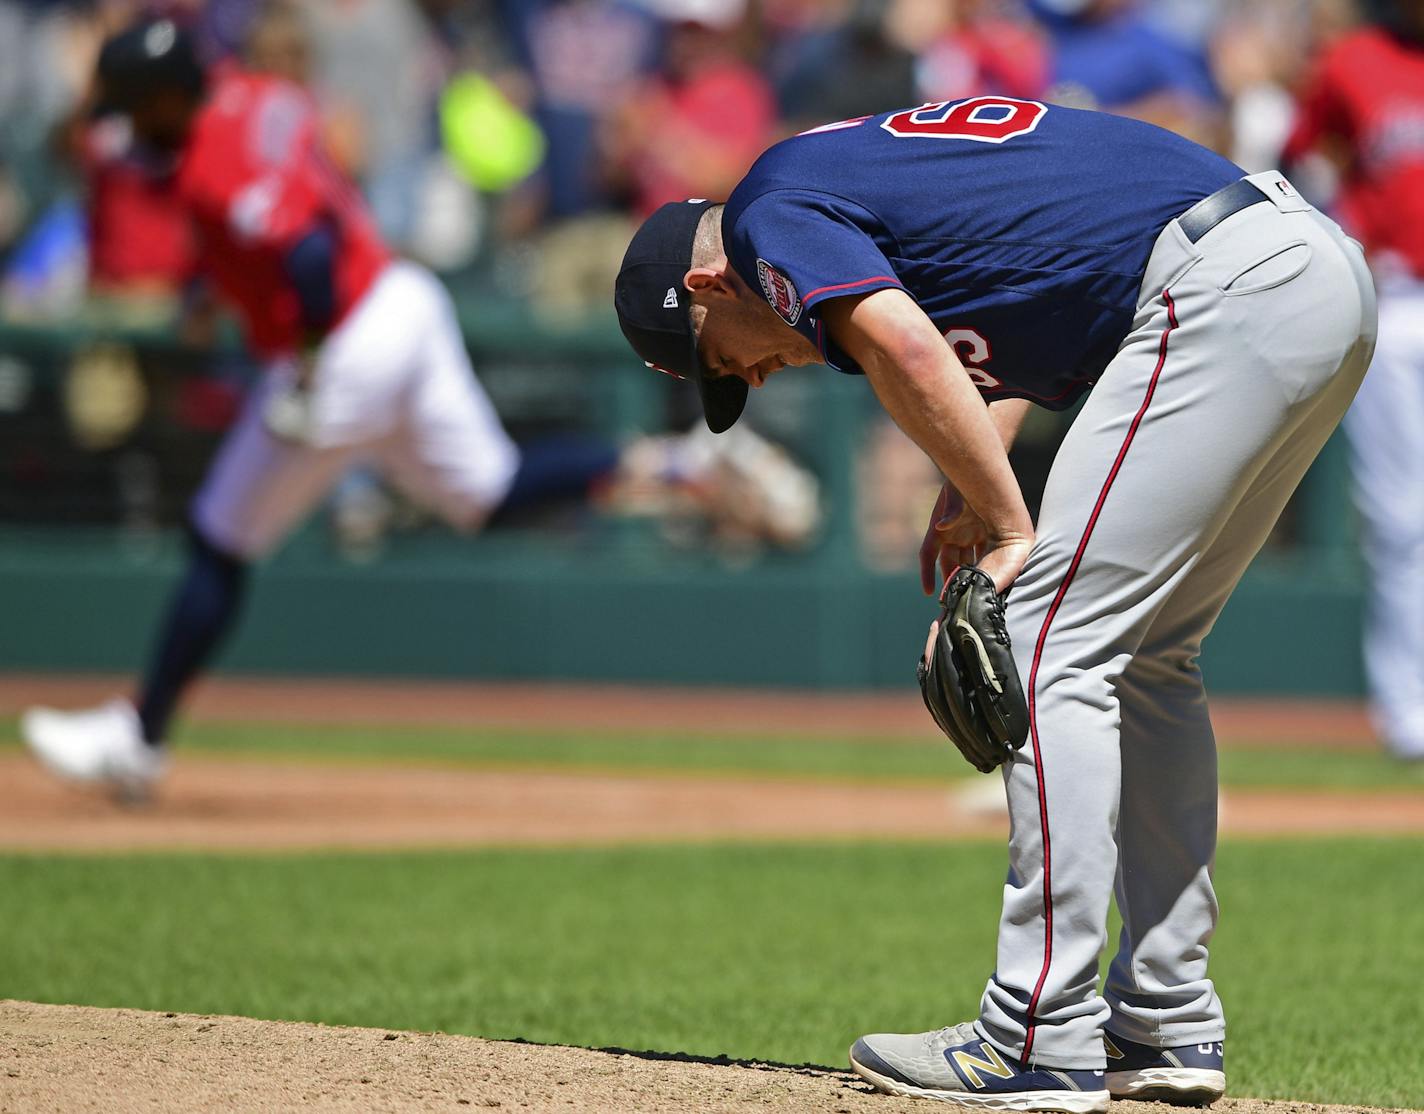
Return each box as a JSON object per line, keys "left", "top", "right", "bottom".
{"left": 684, "top": 266, "right": 737, "bottom": 299}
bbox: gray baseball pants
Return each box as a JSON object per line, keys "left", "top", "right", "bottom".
{"left": 976, "top": 172, "right": 1377, "bottom": 1068}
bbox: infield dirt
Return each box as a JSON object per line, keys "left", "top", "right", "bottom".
{"left": 1, "top": 1002, "right": 1415, "bottom": 1114}
{"left": 2, "top": 753, "right": 1422, "bottom": 850}
{"left": 1, "top": 676, "right": 1419, "bottom": 851}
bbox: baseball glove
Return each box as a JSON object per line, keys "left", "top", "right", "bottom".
{"left": 916, "top": 566, "right": 1029, "bottom": 773}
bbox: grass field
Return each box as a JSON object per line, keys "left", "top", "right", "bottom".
{"left": 3, "top": 705, "right": 1422, "bottom": 1110}
{"left": 7, "top": 717, "right": 1424, "bottom": 789}
{"left": 2, "top": 840, "right": 1421, "bottom": 1107}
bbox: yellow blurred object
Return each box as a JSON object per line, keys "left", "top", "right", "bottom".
{"left": 64, "top": 343, "right": 147, "bottom": 451}
{"left": 440, "top": 73, "right": 546, "bottom": 192}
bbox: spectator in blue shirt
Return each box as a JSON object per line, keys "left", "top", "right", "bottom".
{"left": 1029, "top": 0, "right": 1224, "bottom": 148}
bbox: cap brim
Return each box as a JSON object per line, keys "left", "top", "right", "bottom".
{"left": 685, "top": 326, "right": 748, "bottom": 434}
{"left": 697, "top": 372, "right": 749, "bottom": 434}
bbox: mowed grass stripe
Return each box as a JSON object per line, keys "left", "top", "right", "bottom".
{"left": 0, "top": 839, "right": 1419, "bottom": 1107}
{"left": 4, "top": 718, "right": 1423, "bottom": 789}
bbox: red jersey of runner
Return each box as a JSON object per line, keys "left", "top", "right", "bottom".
{"left": 175, "top": 68, "right": 389, "bottom": 356}
{"left": 1287, "top": 26, "right": 1424, "bottom": 275}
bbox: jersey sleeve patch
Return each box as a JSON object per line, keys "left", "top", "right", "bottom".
{"left": 756, "top": 259, "right": 802, "bottom": 325}
{"left": 726, "top": 189, "right": 899, "bottom": 332}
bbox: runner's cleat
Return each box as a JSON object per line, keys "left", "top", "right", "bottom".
{"left": 21, "top": 698, "right": 167, "bottom": 802}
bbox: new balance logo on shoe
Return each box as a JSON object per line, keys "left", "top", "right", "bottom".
{"left": 952, "top": 1043, "right": 1017, "bottom": 1089}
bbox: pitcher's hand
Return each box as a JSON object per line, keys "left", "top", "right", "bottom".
{"left": 919, "top": 482, "right": 988, "bottom": 594}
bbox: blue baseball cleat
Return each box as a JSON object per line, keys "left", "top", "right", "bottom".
{"left": 849, "top": 1022, "right": 1108, "bottom": 1111}
{"left": 1104, "top": 1031, "right": 1225, "bottom": 1106}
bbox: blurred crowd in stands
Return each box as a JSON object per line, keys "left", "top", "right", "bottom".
{"left": 0, "top": 0, "right": 1412, "bottom": 570}
{"left": 0, "top": 0, "right": 1381, "bottom": 322}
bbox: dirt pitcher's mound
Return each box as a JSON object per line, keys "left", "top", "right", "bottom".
{"left": 0, "top": 1002, "right": 1412, "bottom": 1114}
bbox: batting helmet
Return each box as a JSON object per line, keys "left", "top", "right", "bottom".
{"left": 96, "top": 18, "right": 206, "bottom": 114}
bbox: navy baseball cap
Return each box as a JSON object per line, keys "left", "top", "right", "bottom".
{"left": 614, "top": 199, "right": 748, "bottom": 434}
{"left": 95, "top": 19, "right": 206, "bottom": 115}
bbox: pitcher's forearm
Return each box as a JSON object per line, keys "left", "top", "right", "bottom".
{"left": 821, "top": 289, "right": 1033, "bottom": 542}
{"left": 869, "top": 356, "right": 1032, "bottom": 541}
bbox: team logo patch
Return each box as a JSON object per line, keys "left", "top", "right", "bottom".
{"left": 757, "top": 259, "right": 802, "bottom": 325}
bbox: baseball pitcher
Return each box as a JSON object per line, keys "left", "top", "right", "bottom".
{"left": 614, "top": 97, "right": 1376, "bottom": 1110}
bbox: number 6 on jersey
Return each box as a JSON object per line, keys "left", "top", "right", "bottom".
{"left": 943, "top": 327, "right": 1002, "bottom": 390}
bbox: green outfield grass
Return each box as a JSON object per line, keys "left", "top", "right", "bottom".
{"left": 1, "top": 839, "right": 1420, "bottom": 1107}
{"left": 8, "top": 716, "right": 1423, "bottom": 789}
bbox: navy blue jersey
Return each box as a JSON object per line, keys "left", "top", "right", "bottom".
{"left": 723, "top": 97, "right": 1241, "bottom": 408}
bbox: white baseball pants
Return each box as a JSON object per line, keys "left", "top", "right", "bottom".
{"left": 194, "top": 261, "right": 519, "bottom": 559}
{"left": 1344, "top": 270, "right": 1424, "bottom": 759}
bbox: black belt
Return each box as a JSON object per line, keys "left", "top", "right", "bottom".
{"left": 1177, "top": 178, "right": 1271, "bottom": 243}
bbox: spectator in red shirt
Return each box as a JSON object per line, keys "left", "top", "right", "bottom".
{"left": 55, "top": 68, "right": 197, "bottom": 304}
{"left": 604, "top": 6, "right": 777, "bottom": 217}
{"left": 891, "top": 0, "right": 1049, "bottom": 103}
{"left": 79, "top": 116, "right": 196, "bottom": 296}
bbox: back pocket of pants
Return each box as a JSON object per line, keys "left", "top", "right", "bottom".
{"left": 1220, "top": 241, "right": 1311, "bottom": 296}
